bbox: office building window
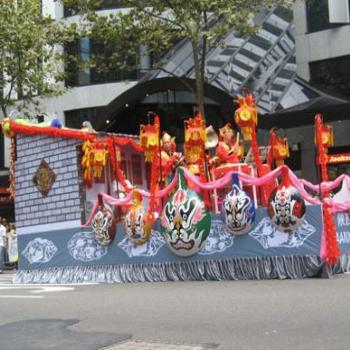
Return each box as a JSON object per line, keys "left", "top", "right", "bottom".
{"left": 307, "top": 0, "right": 349, "bottom": 33}
{"left": 64, "top": 38, "right": 139, "bottom": 87}
{"left": 310, "top": 55, "right": 350, "bottom": 97}
{"left": 65, "top": 107, "right": 105, "bottom": 130}
{"left": 64, "top": 1, "right": 127, "bottom": 17}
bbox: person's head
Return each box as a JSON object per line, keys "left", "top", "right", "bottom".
{"left": 219, "top": 123, "right": 236, "bottom": 143}
{"left": 161, "top": 132, "right": 175, "bottom": 153}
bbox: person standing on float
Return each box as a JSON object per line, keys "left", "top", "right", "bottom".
{"left": 216, "top": 123, "right": 241, "bottom": 165}
{"left": 159, "top": 132, "right": 184, "bottom": 186}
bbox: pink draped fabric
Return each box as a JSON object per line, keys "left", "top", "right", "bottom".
{"left": 81, "top": 166, "right": 350, "bottom": 227}
{"left": 81, "top": 192, "right": 134, "bottom": 227}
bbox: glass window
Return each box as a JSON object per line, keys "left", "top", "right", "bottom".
{"left": 310, "top": 55, "right": 350, "bottom": 97}
{"left": 65, "top": 107, "right": 105, "bottom": 129}
{"left": 64, "top": 37, "right": 139, "bottom": 87}
{"left": 64, "top": 1, "right": 127, "bottom": 17}
{"left": 307, "top": 0, "right": 349, "bottom": 33}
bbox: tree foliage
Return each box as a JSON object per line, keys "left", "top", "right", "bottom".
{"left": 0, "top": 0, "right": 77, "bottom": 117}
{"left": 62, "top": 0, "right": 295, "bottom": 119}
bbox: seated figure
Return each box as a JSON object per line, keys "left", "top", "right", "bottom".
{"left": 216, "top": 123, "right": 240, "bottom": 165}
{"left": 159, "top": 132, "right": 183, "bottom": 185}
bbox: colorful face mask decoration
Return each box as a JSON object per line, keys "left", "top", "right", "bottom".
{"left": 124, "top": 191, "right": 152, "bottom": 246}
{"left": 223, "top": 173, "right": 255, "bottom": 235}
{"left": 268, "top": 184, "right": 306, "bottom": 233}
{"left": 91, "top": 202, "right": 116, "bottom": 246}
{"left": 161, "top": 168, "right": 211, "bottom": 257}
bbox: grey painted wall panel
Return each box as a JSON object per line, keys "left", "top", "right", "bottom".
{"left": 14, "top": 134, "right": 84, "bottom": 228}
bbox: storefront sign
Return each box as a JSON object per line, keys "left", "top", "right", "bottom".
{"left": 327, "top": 153, "right": 350, "bottom": 164}
{"left": 0, "top": 187, "right": 11, "bottom": 203}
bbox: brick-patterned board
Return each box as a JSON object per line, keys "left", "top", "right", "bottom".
{"left": 15, "top": 134, "right": 83, "bottom": 228}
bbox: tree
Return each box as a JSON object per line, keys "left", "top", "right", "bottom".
{"left": 0, "top": 0, "right": 75, "bottom": 118}
{"left": 62, "top": 0, "right": 294, "bottom": 120}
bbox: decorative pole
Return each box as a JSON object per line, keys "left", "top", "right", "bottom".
{"left": 315, "top": 114, "right": 340, "bottom": 266}
{"left": 234, "top": 93, "right": 268, "bottom": 206}
{"left": 140, "top": 113, "right": 160, "bottom": 231}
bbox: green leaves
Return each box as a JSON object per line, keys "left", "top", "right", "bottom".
{"left": 0, "top": 0, "right": 71, "bottom": 116}
{"left": 64, "top": 0, "right": 294, "bottom": 119}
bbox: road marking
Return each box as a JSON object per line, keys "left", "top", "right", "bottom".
{"left": 0, "top": 295, "right": 44, "bottom": 299}
{"left": 31, "top": 287, "right": 75, "bottom": 293}
{"left": 0, "top": 274, "right": 76, "bottom": 297}
{"left": 103, "top": 341, "right": 207, "bottom": 350}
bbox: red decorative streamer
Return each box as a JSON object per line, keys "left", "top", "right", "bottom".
{"left": 8, "top": 120, "right": 142, "bottom": 153}
{"left": 251, "top": 127, "right": 269, "bottom": 206}
{"left": 322, "top": 202, "right": 341, "bottom": 265}
{"left": 9, "top": 137, "right": 16, "bottom": 199}
{"left": 315, "top": 114, "right": 340, "bottom": 265}
{"left": 107, "top": 138, "right": 132, "bottom": 193}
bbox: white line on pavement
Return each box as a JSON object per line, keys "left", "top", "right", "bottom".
{"left": 0, "top": 295, "right": 44, "bottom": 299}
{"left": 31, "top": 287, "right": 75, "bottom": 293}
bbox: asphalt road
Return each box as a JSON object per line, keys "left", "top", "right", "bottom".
{"left": 1, "top": 272, "right": 350, "bottom": 350}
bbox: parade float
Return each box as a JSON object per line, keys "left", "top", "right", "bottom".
{"left": 2, "top": 94, "right": 350, "bottom": 284}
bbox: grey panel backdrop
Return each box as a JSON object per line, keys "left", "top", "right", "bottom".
{"left": 17, "top": 205, "right": 325, "bottom": 271}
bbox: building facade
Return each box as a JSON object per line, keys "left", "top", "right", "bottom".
{"left": 284, "top": 0, "right": 350, "bottom": 181}
{"left": 2, "top": 0, "right": 350, "bottom": 215}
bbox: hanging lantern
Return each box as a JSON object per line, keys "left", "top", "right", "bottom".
{"left": 272, "top": 136, "right": 290, "bottom": 167}
{"left": 92, "top": 142, "right": 109, "bottom": 178}
{"left": 124, "top": 190, "right": 152, "bottom": 246}
{"left": 234, "top": 93, "right": 258, "bottom": 141}
{"left": 140, "top": 115, "right": 160, "bottom": 162}
{"left": 316, "top": 123, "right": 334, "bottom": 150}
{"left": 314, "top": 114, "right": 334, "bottom": 153}
{"left": 91, "top": 197, "right": 116, "bottom": 246}
{"left": 81, "top": 140, "right": 109, "bottom": 186}
{"left": 81, "top": 140, "right": 93, "bottom": 187}
{"left": 184, "top": 113, "right": 206, "bottom": 165}
{"left": 223, "top": 173, "right": 256, "bottom": 235}
{"left": 314, "top": 114, "right": 334, "bottom": 176}
{"left": 267, "top": 168, "right": 306, "bottom": 233}
{"left": 161, "top": 167, "right": 211, "bottom": 257}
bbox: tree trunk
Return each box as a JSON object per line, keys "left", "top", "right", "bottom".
{"left": 191, "top": 41, "right": 206, "bottom": 122}
{"left": 1, "top": 104, "right": 7, "bottom": 118}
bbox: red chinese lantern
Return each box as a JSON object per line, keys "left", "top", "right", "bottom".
{"left": 184, "top": 113, "right": 206, "bottom": 166}
{"left": 319, "top": 124, "right": 334, "bottom": 150}
{"left": 234, "top": 93, "right": 258, "bottom": 141}
{"left": 140, "top": 115, "right": 160, "bottom": 162}
{"left": 315, "top": 114, "right": 334, "bottom": 176}
{"left": 92, "top": 142, "right": 109, "bottom": 178}
{"left": 272, "top": 136, "right": 289, "bottom": 167}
